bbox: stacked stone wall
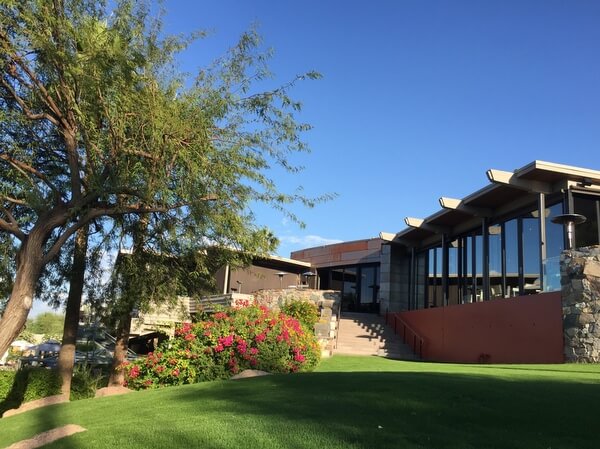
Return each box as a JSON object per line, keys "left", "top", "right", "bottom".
{"left": 561, "top": 246, "right": 600, "bottom": 362}
{"left": 253, "top": 289, "right": 341, "bottom": 357}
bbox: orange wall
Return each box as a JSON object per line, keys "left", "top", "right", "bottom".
{"left": 392, "top": 292, "right": 563, "bottom": 363}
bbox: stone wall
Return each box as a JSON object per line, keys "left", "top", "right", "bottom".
{"left": 253, "top": 288, "right": 341, "bottom": 357}
{"left": 561, "top": 246, "right": 600, "bottom": 362}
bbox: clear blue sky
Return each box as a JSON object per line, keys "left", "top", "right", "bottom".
{"left": 161, "top": 1, "right": 600, "bottom": 257}
{"left": 29, "top": 0, "right": 600, "bottom": 317}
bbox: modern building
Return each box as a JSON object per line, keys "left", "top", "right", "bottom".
{"left": 292, "top": 160, "right": 600, "bottom": 316}
{"left": 289, "top": 160, "right": 600, "bottom": 363}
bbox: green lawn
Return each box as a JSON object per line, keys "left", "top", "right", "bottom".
{"left": 1, "top": 356, "right": 599, "bottom": 449}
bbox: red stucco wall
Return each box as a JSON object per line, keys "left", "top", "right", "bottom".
{"left": 391, "top": 292, "right": 563, "bottom": 363}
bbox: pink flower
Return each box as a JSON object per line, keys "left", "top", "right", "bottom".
{"left": 129, "top": 365, "right": 140, "bottom": 379}
{"left": 255, "top": 333, "right": 266, "bottom": 343}
{"left": 218, "top": 335, "right": 234, "bottom": 347}
{"left": 184, "top": 333, "right": 196, "bottom": 341}
{"left": 172, "top": 368, "right": 180, "bottom": 377}
{"left": 215, "top": 344, "right": 224, "bottom": 352}
{"left": 249, "top": 348, "right": 259, "bottom": 355}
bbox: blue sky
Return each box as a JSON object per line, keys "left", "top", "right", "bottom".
{"left": 158, "top": 0, "right": 600, "bottom": 257}
{"left": 29, "top": 0, "right": 600, "bottom": 317}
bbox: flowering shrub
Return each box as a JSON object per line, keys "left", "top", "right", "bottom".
{"left": 280, "top": 300, "right": 320, "bottom": 330}
{"left": 123, "top": 304, "right": 320, "bottom": 390}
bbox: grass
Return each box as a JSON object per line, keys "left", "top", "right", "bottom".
{"left": 0, "top": 356, "right": 599, "bottom": 448}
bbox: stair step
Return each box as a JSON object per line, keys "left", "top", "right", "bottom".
{"left": 332, "top": 313, "right": 420, "bottom": 361}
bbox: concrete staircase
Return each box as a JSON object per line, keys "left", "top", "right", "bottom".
{"left": 334, "top": 312, "right": 419, "bottom": 360}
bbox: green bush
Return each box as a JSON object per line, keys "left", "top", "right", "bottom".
{"left": 281, "top": 300, "right": 320, "bottom": 330}
{"left": 123, "top": 304, "right": 321, "bottom": 390}
{"left": 0, "top": 371, "right": 15, "bottom": 402}
{"left": 70, "top": 365, "right": 107, "bottom": 401}
{"left": 0, "top": 368, "right": 62, "bottom": 415}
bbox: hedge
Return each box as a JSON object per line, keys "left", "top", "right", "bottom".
{"left": 0, "top": 368, "right": 62, "bottom": 416}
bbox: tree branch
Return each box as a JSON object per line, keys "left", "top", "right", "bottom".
{"left": 0, "top": 216, "right": 25, "bottom": 241}
{"left": 1, "top": 195, "right": 28, "bottom": 206}
{"left": 0, "top": 34, "right": 70, "bottom": 131}
{"left": 0, "top": 76, "right": 60, "bottom": 126}
{"left": 0, "top": 153, "right": 62, "bottom": 200}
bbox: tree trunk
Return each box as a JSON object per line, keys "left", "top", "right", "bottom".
{"left": 108, "top": 311, "right": 132, "bottom": 386}
{"left": 0, "top": 239, "right": 44, "bottom": 357}
{"left": 57, "top": 226, "right": 89, "bottom": 398}
{"left": 107, "top": 216, "right": 148, "bottom": 386}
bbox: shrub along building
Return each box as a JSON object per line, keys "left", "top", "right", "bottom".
{"left": 290, "top": 161, "right": 600, "bottom": 363}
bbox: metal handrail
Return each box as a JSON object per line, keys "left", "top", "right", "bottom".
{"left": 387, "top": 310, "right": 425, "bottom": 359}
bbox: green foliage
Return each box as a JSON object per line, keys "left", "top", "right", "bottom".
{"left": 70, "top": 364, "right": 107, "bottom": 401}
{"left": 0, "top": 371, "right": 14, "bottom": 402}
{"left": 0, "top": 0, "right": 329, "bottom": 356}
{"left": 0, "top": 368, "right": 62, "bottom": 415}
{"left": 281, "top": 300, "right": 320, "bottom": 330}
{"left": 25, "top": 312, "right": 65, "bottom": 339}
{"left": 123, "top": 304, "right": 321, "bottom": 390}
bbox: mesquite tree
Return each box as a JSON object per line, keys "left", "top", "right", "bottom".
{"left": 0, "top": 0, "right": 325, "bottom": 358}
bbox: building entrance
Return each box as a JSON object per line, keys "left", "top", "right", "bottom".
{"left": 318, "top": 264, "right": 380, "bottom": 313}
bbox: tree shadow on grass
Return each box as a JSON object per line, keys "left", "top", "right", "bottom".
{"left": 86, "top": 371, "right": 600, "bottom": 449}
{"left": 0, "top": 369, "right": 76, "bottom": 449}
{"left": 3, "top": 370, "right": 600, "bottom": 449}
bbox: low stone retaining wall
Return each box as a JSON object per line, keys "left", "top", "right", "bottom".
{"left": 561, "top": 246, "right": 600, "bottom": 362}
{"left": 253, "top": 289, "right": 341, "bottom": 357}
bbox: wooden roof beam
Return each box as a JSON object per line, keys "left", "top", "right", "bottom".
{"left": 486, "top": 169, "right": 553, "bottom": 194}
{"left": 439, "top": 197, "right": 493, "bottom": 218}
{"left": 404, "top": 217, "right": 451, "bottom": 235}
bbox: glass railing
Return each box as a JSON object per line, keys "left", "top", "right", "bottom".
{"left": 542, "top": 256, "right": 561, "bottom": 292}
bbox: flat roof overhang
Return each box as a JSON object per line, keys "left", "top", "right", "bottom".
{"left": 252, "top": 254, "right": 312, "bottom": 274}
{"left": 388, "top": 160, "right": 600, "bottom": 248}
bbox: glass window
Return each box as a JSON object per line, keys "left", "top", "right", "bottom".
{"left": 427, "top": 248, "right": 437, "bottom": 307}
{"left": 505, "top": 219, "right": 519, "bottom": 297}
{"left": 488, "top": 224, "right": 503, "bottom": 298}
{"left": 474, "top": 232, "right": 484, "bottom": 301}
{"left": 415, "top": 252, "right": 426, "bottom": 309}
{"left": 447, "top": 239, "right": 459, "bottom": 305}
{"left": 341, "top": 267, "right": 357, "bottom": 312}
{"left": 359, "top": 266, "right": 378, "bottom": 305}
{"left": 522, "top": 212, "right": 540, "bottom": 294}
{"left": 543, "top": 202, "right": 564, "bottom": 292}
{"left": 573, "top": 194, "right": 600, "bottom": 248}
{"left": 460, "top": 235, "right": 474, "bottom": 303}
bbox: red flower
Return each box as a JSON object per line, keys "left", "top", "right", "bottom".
{"left": 129, "top": 365, "right": 140, "bottom": 379}
{"left": 255, "top": 333, "right": 266, "bottom": 343}
{"left": 172, "top": 368, "right": 180, "bottom": 377}
{"left": 218, "top": 335, "right": 234, "bottom": 347}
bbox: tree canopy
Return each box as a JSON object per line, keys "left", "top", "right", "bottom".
{"left": 0, "top": 0, "right": 326, "bottom": 356}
